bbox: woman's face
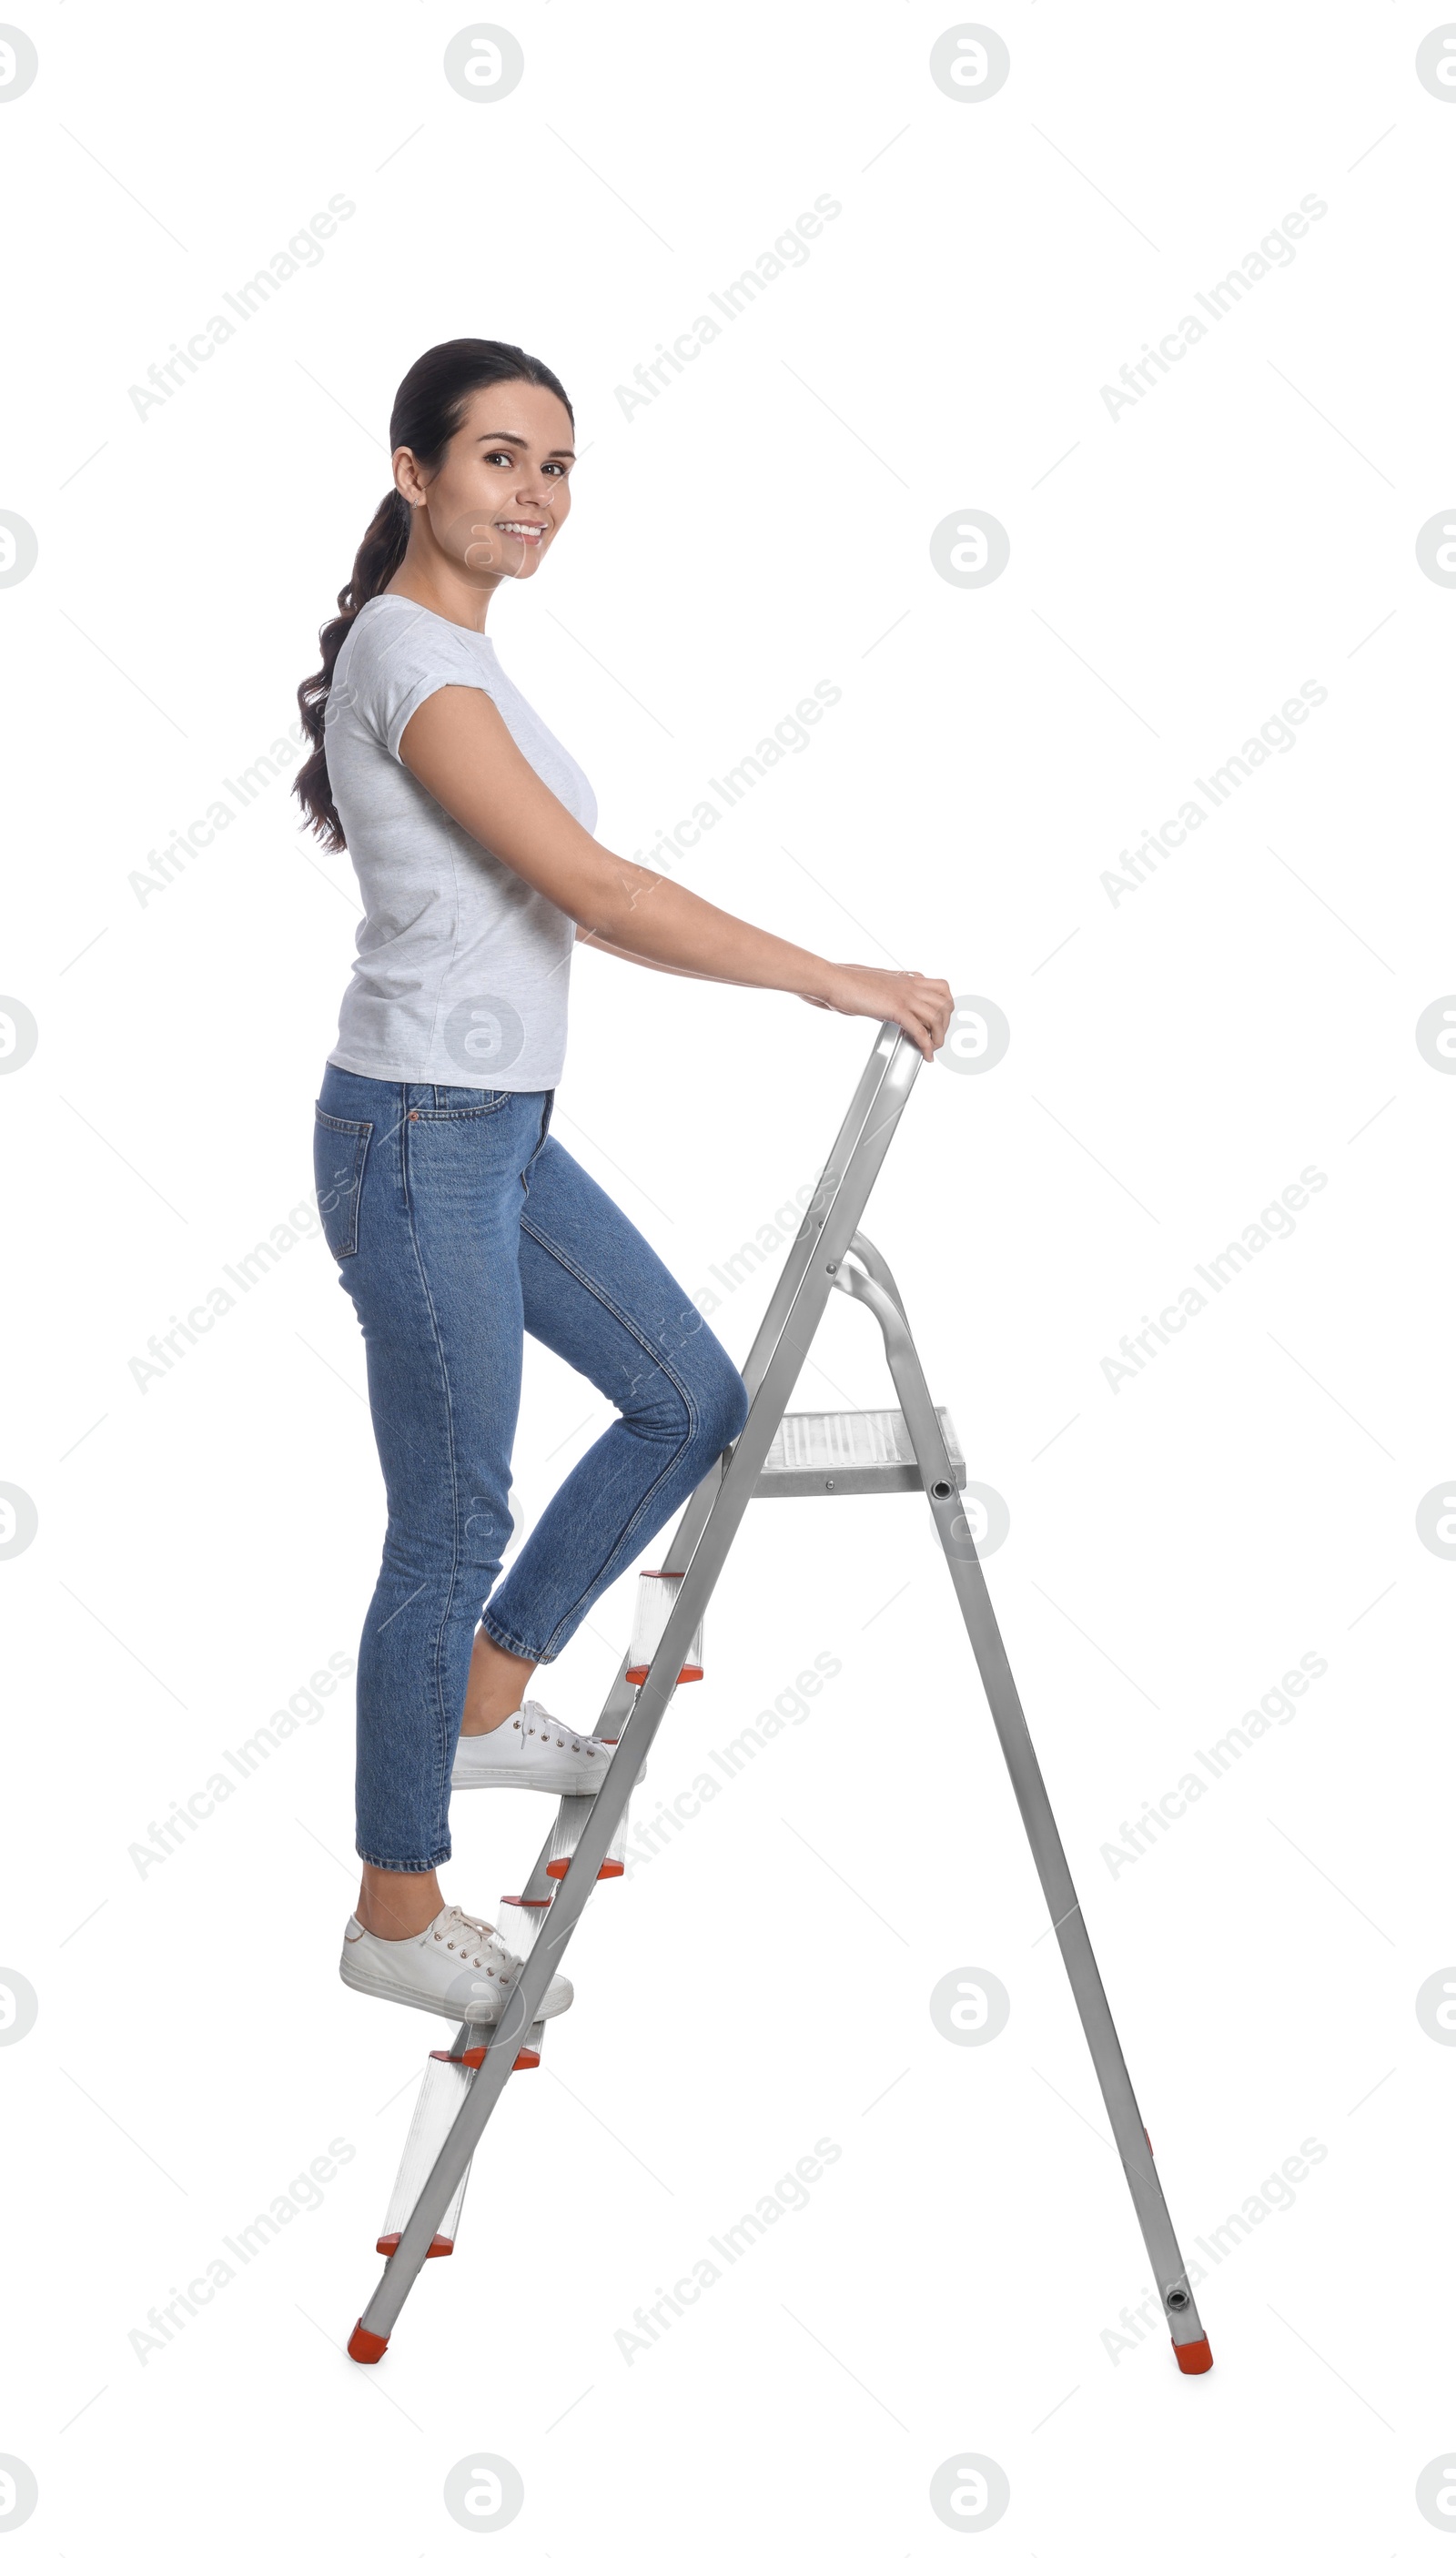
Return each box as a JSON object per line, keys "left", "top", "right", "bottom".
{"left": 397, "top": 379, "right": 575, "bottom": 584}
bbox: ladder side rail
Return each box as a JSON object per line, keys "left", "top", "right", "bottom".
{"left": 521, "top": 1027, "right": 922, "bottom": 1882}
{"left": 357, "top": 1028, "right": 924, "bottom": 2345}
{"left": 728, "top": 1024, "right": 922, "bottom": 1400}
{"left": 834, "top": 1259, "right": 1208, "bottom": 2360}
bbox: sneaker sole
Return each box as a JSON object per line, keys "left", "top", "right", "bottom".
{"left": 450, "top": 1764, "right": 609, "bottom": 1795}
{"left": 339, "top": 1951, "right": 572, "bottom": 2024}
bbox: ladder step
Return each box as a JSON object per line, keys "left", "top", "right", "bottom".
{"left": 372, "top": 2019, "right": 548, "bottom": 2260}
{"left": 626, "top": 1570, "right": 703, "bottom": 1683}
{"left": 375, "top": 2052, "right": 475, "bottom": 2262}
{"left": 544, "top": 1793, "right": 631, "bottom": 1880}
{"left": 494, "top": 1895, "right": 553, "bottom": 1961}
{"left": 751, "top": 1405, "right": 966, "bottom": 1497}
{"left": 430, "top": 2024, "right": 544, "bottom": 2076}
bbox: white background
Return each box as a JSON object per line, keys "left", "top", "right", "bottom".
{"left": 2, "top": 2, "right": 1454, "bottom": 2548}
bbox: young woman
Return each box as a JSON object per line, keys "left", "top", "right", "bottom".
{"left": 295, "top": 338, "right": 952, "bottom": 2030}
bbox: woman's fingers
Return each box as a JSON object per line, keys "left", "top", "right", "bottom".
{"left": 806, "top": 964, "right": 954, "bottom": 1057}
{"left": 894, "top": 976, "right": 954, "bottom": 1058}
{"left": 890, "top": 992, "right": 935, "bottom": 1059}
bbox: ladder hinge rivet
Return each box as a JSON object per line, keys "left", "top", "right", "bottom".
{"left": 825, "top": 1260, "right": 837, "bottom": 1273}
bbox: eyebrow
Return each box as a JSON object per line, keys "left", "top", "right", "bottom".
{"left": 475, "top": 430, "right": 576, "bottom": 459}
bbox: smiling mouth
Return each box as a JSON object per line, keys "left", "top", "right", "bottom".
{"left": 496, "top": 521, "right": 548, "bottom": 544}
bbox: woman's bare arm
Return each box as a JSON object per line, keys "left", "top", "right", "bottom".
{"left": 574, "top": 924, "right": 775, "bottom": 989}
{"left": 399, "top": 684, "right": 952, "bottom": 1058}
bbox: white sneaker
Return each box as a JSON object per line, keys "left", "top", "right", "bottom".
{"left": 339, "top": 1904, "right": 574, "bottom": 2025}
{"left": 452, "top": 1701, "right": 639, "bottom": 1795}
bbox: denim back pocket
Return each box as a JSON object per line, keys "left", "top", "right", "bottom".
{"left": 313, "top": 1107, "right": 372, "bottom": 1260}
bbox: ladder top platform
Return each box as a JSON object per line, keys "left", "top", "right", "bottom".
{"left": 751, "top": 1404, "right": 966, "bottom": 1497}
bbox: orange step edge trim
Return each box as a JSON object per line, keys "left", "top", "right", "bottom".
{"left": 427, "top": 2047, "right": 540, "bottom": 2072}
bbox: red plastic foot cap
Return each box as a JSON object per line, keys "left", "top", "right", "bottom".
{"left": 347, "top": 2320, "right": 389, "bottom": 2363}
{"left": 1173, "top": 2337, "right": 1213, "bottom": 2375}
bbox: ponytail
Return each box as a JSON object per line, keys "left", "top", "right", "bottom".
{"left": 293, "top": 337, "right": 574, "bottom": 854}
{"left": 293, "top": 489, "right": 410, "bottom": 850}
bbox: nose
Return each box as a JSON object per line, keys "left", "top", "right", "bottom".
{"left": 505, "top": 467, "right": 552, "bottom": 516}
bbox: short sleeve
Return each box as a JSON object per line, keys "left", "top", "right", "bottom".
{"left": 344, "top": 604, "right": 500, "bottom": 763}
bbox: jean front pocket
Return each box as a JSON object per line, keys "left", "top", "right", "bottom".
{"left": 313, "top": 1107, "right": 372, "bottom": 1260}
{"left": 409, "top": 1086, "right": 511, "bottom": 1120}
{"left": 526, "top": 1089, "right": 555, "bottom": 1166}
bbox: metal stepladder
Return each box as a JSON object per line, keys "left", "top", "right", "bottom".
{"left": 347, "top": 1021, "right": 1213, "bottom": 2376}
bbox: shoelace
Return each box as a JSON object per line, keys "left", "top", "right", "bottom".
{"left": 510, "top": 1701, "right": 598, "bottom": 1761}
{"left": 420, "top": 1904, "right": 517, "bottom": 1982}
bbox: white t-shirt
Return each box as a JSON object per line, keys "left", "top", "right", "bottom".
{"left": 323, "top": 594, "right": 597, "bottom": 1089}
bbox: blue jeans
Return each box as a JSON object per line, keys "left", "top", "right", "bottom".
{"left": 313, "top": 1066, "right": 749, "bottom": 1872}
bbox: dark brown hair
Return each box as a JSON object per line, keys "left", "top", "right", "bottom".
{"left": 293, "top": 338, "right": 574, "bottom": 851}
